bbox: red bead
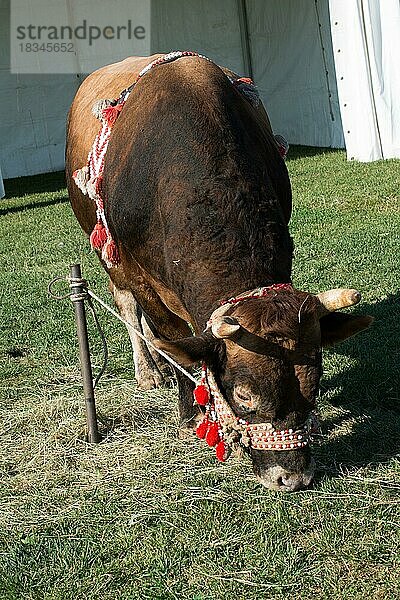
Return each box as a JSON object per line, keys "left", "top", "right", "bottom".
{"left": 205, "top": 422, "right": 220, "bottom": 447}
{"left": 215, "top": 440, "right": 227, "bottom": 462}
{"left": 196, "top": 419, "right": 209, "bottom": 440}
{"left": 193, "top": 384, "right": 210, "bottom": 406}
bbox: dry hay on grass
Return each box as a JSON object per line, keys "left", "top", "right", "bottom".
{"left": 1, "top": 323, "right": 398, "bottom": 600}
{"left": 2, "top": 364, "right": 398, "bottom": 536}
{"left": 0, "top": 369, "right": 253, "bottom": 537}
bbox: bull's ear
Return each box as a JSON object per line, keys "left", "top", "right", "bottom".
{"left": 320, "top": 312, "right": 374, "bottom": 347}
{"left": 153, "top": 332, "right": 218, "bottom": 366}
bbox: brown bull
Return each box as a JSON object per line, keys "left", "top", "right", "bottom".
{"left": 66, "top": 53, "right": 372, "bottom": 491}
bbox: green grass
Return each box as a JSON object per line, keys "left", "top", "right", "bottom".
{"left": 0, "top": 148, "right": 399, "bottom": 600}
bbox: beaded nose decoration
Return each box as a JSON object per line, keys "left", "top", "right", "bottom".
{"left": 194, "top": 364, "right": 318, "bottom": 462}
{"left": 193, "top": 284, "right": 320, "bottom": 462}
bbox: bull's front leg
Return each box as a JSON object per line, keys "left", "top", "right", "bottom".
{"left": 140, "top": 311, "right": 172, "bottom": 382}
{"left": 140, "top": 313, "right": 201, "bottom": 436}
{"left": 110, "top": 284, "right": 165, "bottom": 390}
{"left": 173, "top": 369, "right": 201, "bottom": 438}
{"left": 111, "top": 280, "right": 201, "bottom": 436}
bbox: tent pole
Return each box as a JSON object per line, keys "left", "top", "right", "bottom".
{"left": 237, "top": 0, "right": 254, "bottom": 80}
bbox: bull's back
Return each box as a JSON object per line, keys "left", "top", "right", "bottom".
{"left": 101, "top": 57, "right": 291, "bottom": 290}
{"left": 67, "top": 54, "right": 292, "bottom": 292}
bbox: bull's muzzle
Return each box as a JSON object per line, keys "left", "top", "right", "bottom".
{"left": 255, "top": 458, "right": 316, "bottom": 492}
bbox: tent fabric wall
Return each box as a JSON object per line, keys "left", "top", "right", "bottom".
{"left": 1, "top": 0, "right": 346, "bottom": 180}
{"left": 151, "top": 0, "right": 344, "bottom": 148}
{"left": 0, "top": 0, "right": 149, "bottom": 179}
{"left": 0, "top": 73, "right": 83, "bottom": 179}
{"left": 150, "top": 0, "right": 246, "bottom": 75}
{"left": 0, "top": 164, "right": 4, "bottom": 197}
{"left": 246, "top": 0, "right": 344, "bottom": 147}
{"left": 2, "top": 0, "right": 399, "bottom": 179}
{"left": 329, "top": 0, "right": 400, "bottom": 161}
{"left": 0, "top": 0, "right": 83, "bottom": 178}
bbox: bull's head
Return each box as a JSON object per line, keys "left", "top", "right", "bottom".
{"left": 156, "top": 288, "right": 373, "bottom": 492}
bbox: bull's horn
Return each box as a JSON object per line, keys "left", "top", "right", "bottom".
{"left": 211, "top": 316, "right": 241, "bottom": 339}
{"left": 316, "top": 289, "right": 361, "bottom": 314}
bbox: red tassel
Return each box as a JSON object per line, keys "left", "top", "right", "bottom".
{"left": 215, "top": 440, "right": 228, "bottom": 462}
{"left": 235, "top": 77, "right": 254, "bottom": 86}
{"left": 205, "top": 422, "right": 220, "bottom": 447}
{"left": 102, "top": 238, "right": 120, "bottom": 265}
{"left": 193, "top": 384, "right": 210, "bottom": 406}
{"left": 102, "top": 104, "right": 124, "bottom": 126}
{"left": 196, "top": 419, "right": 209, "bottom": 440}
{"left": 278, "top": 144, "right": 287, "bottom": 158}
{"left": 90, "top": 222, "right": 107, "bottom": 250}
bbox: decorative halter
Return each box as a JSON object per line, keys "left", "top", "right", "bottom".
{"left": 72, "top": 50, "right": 288, "bottom": 268}
{"left": 193, "top": 284, "right": 320, "bottom": 462}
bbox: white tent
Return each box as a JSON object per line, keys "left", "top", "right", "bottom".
{"left": 329, "top": 0, "right": 400, "bottom": 161}
{"left": 1, "top": 0, "right": 399, "bottom": 179}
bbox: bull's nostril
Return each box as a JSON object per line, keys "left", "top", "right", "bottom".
{"left": 277, "top": 477, "right": 292, "bottom": 488}
{"left": 256, "top": 460, "right": 315, "bottom": 491}
{"left": 279, "top": 474, "right": 305, "bottom": 491}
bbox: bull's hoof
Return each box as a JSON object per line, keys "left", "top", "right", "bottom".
{"left": 136, "top": 371, "right": 165, "bottom": 390}
{"left": 178, "top": 412, "right": 203, "bottom": 439}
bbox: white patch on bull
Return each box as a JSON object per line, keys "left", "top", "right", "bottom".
{"left": 92, "top": 98, "right": 115, "bottom": 122}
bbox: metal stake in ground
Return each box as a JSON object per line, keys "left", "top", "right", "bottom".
{"left": 69, "top": 263, "right": 101, "bottom": 443}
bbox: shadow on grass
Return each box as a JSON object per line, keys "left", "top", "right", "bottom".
{"left": 286, "top": 145, "right": 341, "bottom": 161}
{"left": 0, "top": 195, "right": 68, "bottom": 216}
{"left": 3, "top": 170, "right": 66, "bottom": 198}
{"left": 316, "top": 293, "right": 400, "bottom": 476}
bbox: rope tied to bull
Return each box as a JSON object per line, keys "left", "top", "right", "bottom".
{"left": 49, "top": 275, "right": 321, "bottom": 460}
{"left": 48, "top": 273, "right": 198, "bottom": 385}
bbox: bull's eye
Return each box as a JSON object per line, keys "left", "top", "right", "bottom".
{"left": 233, "top": 388, "right": 255, "bottom": 411}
